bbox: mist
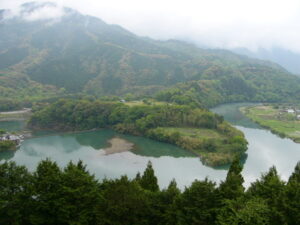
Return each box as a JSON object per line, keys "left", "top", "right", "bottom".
{"left": 1, "top": 0, "right": 300, "bottom": 53}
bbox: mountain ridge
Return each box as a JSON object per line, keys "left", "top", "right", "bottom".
{"left": 1, "top": 2, "right": 300, "bottom": 107}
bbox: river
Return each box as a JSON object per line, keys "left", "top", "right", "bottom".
{"left": 0, "top": 103, "right": 299, "bottom": 189}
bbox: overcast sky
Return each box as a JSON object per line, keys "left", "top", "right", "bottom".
{"left": 1, "top": 0, "right": 300, "bottom": 52}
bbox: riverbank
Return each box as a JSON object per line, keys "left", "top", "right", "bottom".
{"left": 241, "top": 105, "right": 300, "bottom": 143}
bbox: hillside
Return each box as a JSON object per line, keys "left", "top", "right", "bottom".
{"left": 233, "top": 47, "right": 300, "bottom": 76}
{"left": 1, "top": 2, "right": 300, "bottom": 107}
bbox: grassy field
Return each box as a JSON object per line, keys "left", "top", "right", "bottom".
{"left": 151, "top": 127, "right": 245, "bottom": 167}
{"left": 124, "top": 100, "right": 168, "bottom": 107}
{"left": 161, "top": 127, "right": 224, "bottom": 139}
{"left": 241, "top": 105, "right": 300, "bottom": 142}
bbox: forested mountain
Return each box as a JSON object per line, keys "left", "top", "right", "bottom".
{"left": 1, "top": 2, "right": 300, "bottom": 107}
{"left": 233, "top": 47, "right": 300, "bottom": 76}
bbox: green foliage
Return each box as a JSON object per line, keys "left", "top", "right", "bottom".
{"left": 0, "top": 159, "right": 299, "bottom": 225}
{"left": 99, "top": 176, "right": 150, "bottom": 225}
{"left": 29, "top": 99, "right": 247, "bottom": 166}
{"left": 154, "top": 70, "right": 300, "bottom": 108}
{"left": 0, "top": 140, "right": 17, "bottom": 152}
{"left": 0, "top": 71, "right": 65, "bottom": 105}
{"left": 243, "top": 105, "right": 300, "bottom": 143}
{"left": 0, "top": 99, "right": 22, "bottom": 111}
{"left": 283, "top": 162, "right": 300, "bottom": 225}
{"left": 1, "top": 9, "right": 300, "bottom": 107}
{"left": 219, "top": 158, "right": 245, "bottom": 200}
{"left": 30, "top": 159, "right": 65, "bottom": 225}
{"left": 247, "top": 166, "right": 286, "bottom": 225}
{"left": 216, "top": 197, "right": 270, "bottom": 225}
{"left": 60, "top": 161, "right": 103, "bottom": 224}
{"left": 175, "top": 178, "right": 220, "bottom": 225}
{"left": 139, "top": 161, "right": 159, "bottom": 192}
{"left": 0, "top": 161, "right": 33, "bottom": 225}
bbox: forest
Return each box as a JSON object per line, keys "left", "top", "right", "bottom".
{"left": 1, "top": 158, "right": 299, "bottom": 225}
{"left": 1, "top": 4, "right": 300, "bottom": 110}
{"left": 28, "top": 99, "right": 247, "bottom": 166}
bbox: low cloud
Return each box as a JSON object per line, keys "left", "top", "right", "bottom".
{"left": 1, "top": 2, "right": 65, "bottom": 21}
{"left": 22, "top": 4, "right": 65, "bottom": 21}
{"left": 1, "top": 0, "right": 300, "bottom": 53}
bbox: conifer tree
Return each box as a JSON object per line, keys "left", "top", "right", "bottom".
{"left": 216, "top": 197, "right": 270, "bottom": 225}
{"left": 247, "top": 166, "right": 286, "bottom": 225}
{"left": 0, "top": 161, "right": 33, "bottom": 225}
{"left": 60, "top": 161, "right": 103, "bottom": 225}
{"left": 176, "top": 178, "right": 219, "bottom": 225}
{"left": 140, "top": 161, "right": 159, "bottom": 192}
{"left": 99, "top": 176, "right": 150, "bottom": 225}
{"left": 284, "top": 162, "right": 300, "bottom": 224}
{"left": 30, "top": 159, "right": 64, "bottom": 225}
{"left": 219, "top": 157, "right": 244, "bottom": 200}
{"left": 134, "top": 171, "right": 141, "bottom": 183}
{"left": 150, "top": 179, "right": 181, "bottom": 225}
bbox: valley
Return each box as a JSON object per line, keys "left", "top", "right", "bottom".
{"left": 1, "top": 2, "right": 300, "bottom": 225}
{"left": 1, "top": 103, "right": 299, "bottom": 189}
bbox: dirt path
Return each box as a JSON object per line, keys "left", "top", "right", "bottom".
{"left": 0, "top": 108, "right": 31, "bottom": 115}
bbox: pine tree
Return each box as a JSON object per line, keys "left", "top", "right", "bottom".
{"left": 0, "top": 161, "right": 33, "bottom": 225}
{"left": 176, "top": 178, "right": 219, "bottom": 225}
{"left": 216, "top": 197, "right": 270, "bottom": 225}
{"left": 219, "top": 157, "right": 244, "bottom": 200}
{"left": 283, "top": 162, "right": 300, "bottom": 224}
{"left": 140, "top": 161, "right": 159, "bottom": 192}
{"left": 150, "top": 179, "right": 181, "bottom": 225}
{"left": 247, "top": 166, "right": 286, "bottom": 225}
{"left": 30, "top": 159, "right": 64, "bottom": 225}
{"left": 288, "top": 161, "right": 300, "bottom": 183}
{"left": 134, "top": 172, "right": 141, "bottom": 183}
{"left": 60, "top": 161, "right": 103, "bottom": 225}
{"left": 164, "top": 179, "right": 181, "bottom": 225}
{"left": 99, "top": 176, "right": 150, "bottom": 225}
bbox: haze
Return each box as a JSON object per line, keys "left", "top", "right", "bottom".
{"left": 1, "top": 0, "right": 300, "bottom": 53}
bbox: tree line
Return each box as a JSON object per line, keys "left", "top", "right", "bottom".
{"left": 28, "top": 99, "right": 248, "bottom": 166}
{"left": 1, "top": 159, "right": 299, "bottom": 225}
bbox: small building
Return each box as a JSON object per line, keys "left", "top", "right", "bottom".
{"left": 9, "top": 135, "right": 20, "bottom": 141}
{"left": 287, "top": 109, "right": 295, "bottom": 114}
{"left": 297, "top": 115, "right": 300, "bottom": 120}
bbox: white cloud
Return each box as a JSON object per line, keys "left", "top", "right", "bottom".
{"left": 1, "top": 0, "right": 300, "bottom": 52}
{"left": 22, "top": 5, "right": 65, "bottom": 21}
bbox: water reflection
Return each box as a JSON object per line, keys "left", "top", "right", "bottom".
{"left": 0, "top": 120, "right": 26, "bottom": 132}
{"left": 212, "top": 103, "right": 300, "bottom": 185}
{"left": 1, "top": 103, "right": 299, "bottom": 189}
{"left": 211, "top": 102, "right": 261, "bottom": 128}
{"left": 6, "top": 132, "right": 225, "bottom": 189}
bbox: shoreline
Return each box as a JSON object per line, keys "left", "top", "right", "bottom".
{"left": 240, "top": 105, "right": 300, "bottom": 143}
{"left": 102, "top": 137, "right": 135, "bottom": 155}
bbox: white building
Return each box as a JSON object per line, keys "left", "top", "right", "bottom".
{"left": 287, "top": 109, "right": 295, "bottom": 114}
